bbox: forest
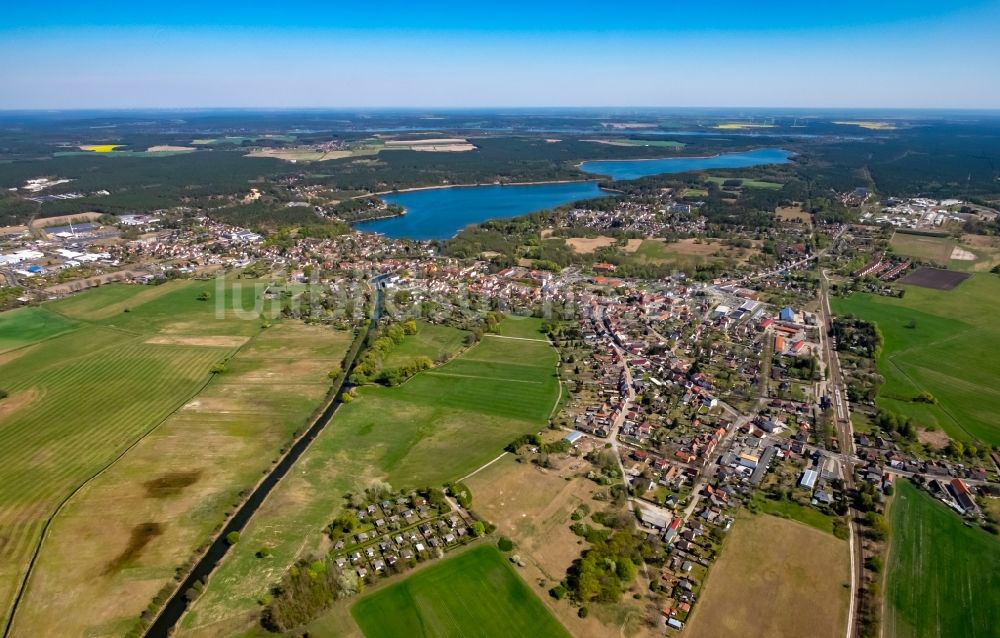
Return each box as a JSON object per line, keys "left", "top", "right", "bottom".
{"left": 1, "top": 112, "right": 998, "bottom": 228}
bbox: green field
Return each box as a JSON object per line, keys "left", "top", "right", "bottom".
{"left": 889, "top": 232, "right": 955, "bottom": 266}
{"left": 0, "top": 307, "right": 80, "bottom": 352}
{"left": 749, "top": 493, "right": 838, "bottom": 535}
{"left": 0, "top": 280, "right": 353, "bottom": 636}
{"left": 351, "top": 546, "right": 570, "bottom": 638}
{"left": 180, "top": 318, "right": 560, "bottom": 634}
{"left": 382, "top": 321, "right": 469, "bottom": 368}
{"left": 831, "top": 273, "right": 1000, "bottom": 446}
{"left": 683, "top": 187, "right": 710, "bottom": 198}
{"left": 885, "top": 480, "right": 1000, "bottom": 638}
{"left": 705, "top": 175, "right": 783, "bottom": 190}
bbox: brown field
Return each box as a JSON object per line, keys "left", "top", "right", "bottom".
{"left": 10, "top": 322, "right": 349, "bottom": 637}
{"left": 898, "top": 267, "right": 970, "bottom": 290}
{"left": 685, "top": 513, "right": 849, "bottom": 638}
{"left": 466, "top": 452, "right": 657, "bottom": 638}
{"left": 776, "top": 204, "right": 812, "bottom": 226}
{"left": 632, "top": 238, "right": 759, "bottom": 266}
{"left": 670, "top": 238, "right": 733, "bottom": 256}
{"left": 564, "top": 236, "right": 617, "bottom": 253}
{"left": 961, "top": 233, "right": 1000, "bottom": 248}
{"left": 30, "top": 212, "right": 104, "bottom": 229}
{"left": 624, "top": 238, "right": 644, "bottom": 253}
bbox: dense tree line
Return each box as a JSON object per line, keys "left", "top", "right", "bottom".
{"left": 260, "top": 558, "right": 363, "bottom": 632}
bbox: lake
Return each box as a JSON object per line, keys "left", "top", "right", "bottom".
{"left": 354, "top": 181, "right": 611, "bottom": 240}
{"left": 579, "top": 147, "right": 792, "bottom": 180}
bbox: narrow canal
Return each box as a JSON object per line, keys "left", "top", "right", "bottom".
{"left": 145, "top": 276, "right": 387, "bottom": 637}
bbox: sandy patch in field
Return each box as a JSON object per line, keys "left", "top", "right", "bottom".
{"left": 917, "top": 428, "right": 951, "bottom": 450}
{"left": 0, "top": 345, "right": 33, "bottom": 366}
{"left": 950, "top": 246, "right": 977, "bottom": 261}
{"left": 146, "top": 145, "right": 196, "bottom": 152}
{"left": 181, "top": 397, "right": 241, "bottom": 413}
{"left": 624, "top": 238, "right": 644, "bottom": 253}
{"left": 145, "top": 335, "right": 249, "bottom": 348}
{"left": 0, "top": 388, "right": 38, "bottom": 421}
{"left": 0, "top": 224, "right": 29, "bottom": 236}
{"left": 565, "top": 236, "right": 617, "bottom": 253}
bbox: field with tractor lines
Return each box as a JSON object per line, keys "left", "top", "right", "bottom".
{"left": 0, "top": 280, "right": 354, "bottom": 637}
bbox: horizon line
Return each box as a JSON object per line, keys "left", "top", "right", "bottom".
{"left": 3, "top": 106, "right": 1000, "bottom": 114}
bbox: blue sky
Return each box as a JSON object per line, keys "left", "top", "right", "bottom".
{"left": 2, "top": 0, "right": 999, "bottom": 109}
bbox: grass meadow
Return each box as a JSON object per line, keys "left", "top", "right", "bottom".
{"left": 179, "top": 318, "right": 560, "bottom": 635}
{"left": 381, "top": 320, "right": 468, "bottom": 368}
{"left": 884, "top": 480, "right": 999, "bottom": 638}
{"left": 626, "top": 238, "right": 756, "bottom": 271}
{"left": 0, "top": 307, "right": 80, "bottom": 352}
{"left": 0, "top": 280, "right": 352, "bottom": 636}
{"left": 350, "top": 546, "right": 570, "bottom": 638}
{"left": 705, "top": 175, "right": 783, "bottom": 190}
{"left": 831, "top": 273, "right": 1000, "bottom": 446}
{"left": 748, "top": 493, "right": 839, "bottom": 536}
{"left": 889, "top": 232, "right": 955, "bottom": 266}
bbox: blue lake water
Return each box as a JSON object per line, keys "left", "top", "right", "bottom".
{"left": 354, "top": 181, "right": 611, "bottom": 240}
{"left": 579, "top": 147, "right": 792, "bottom": 180}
